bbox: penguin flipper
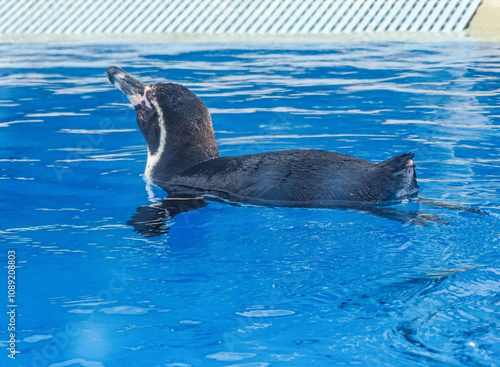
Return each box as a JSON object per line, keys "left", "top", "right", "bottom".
{"left": 126, "top": 196, "right": 208, "bottom": 237}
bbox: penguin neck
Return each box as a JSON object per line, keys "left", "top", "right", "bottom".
{"left": 144, "top": 146, "right": 217, "bottom": 184}
{"left": 142, "top": 93, "right": 219, "bottom": 183}
{"left": 144, "top": 134, "right": 219, "bottom": 184}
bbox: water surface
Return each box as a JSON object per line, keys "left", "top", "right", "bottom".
{"left": 0, "top": 42, "right": 499, "bottom": 366}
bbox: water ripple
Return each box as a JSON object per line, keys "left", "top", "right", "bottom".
{"left": 1, "top": 42, "right": 499, "bottom": 367}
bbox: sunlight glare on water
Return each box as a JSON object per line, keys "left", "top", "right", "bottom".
{"left": 0, "top": 42, "right": 499, "bottom": 366}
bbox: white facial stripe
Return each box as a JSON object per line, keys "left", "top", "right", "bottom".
{"left": 144, "top": 96, "right": 167, "bottom": 179}
{"left": 128, "top": 93, "right": 148, "bottom": 108}
{"left": 129, "top": 86, "right": 152, "bottom": 109}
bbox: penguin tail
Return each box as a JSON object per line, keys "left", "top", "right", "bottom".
{"left": 376, "top": 153, "right": 414, "bottom": 172}
{"left": 376, "top": 153, "right": 419, "bottom": 197}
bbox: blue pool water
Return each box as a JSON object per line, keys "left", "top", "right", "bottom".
{"left": 1, "top": 42, "right": 500, "bottom": 366}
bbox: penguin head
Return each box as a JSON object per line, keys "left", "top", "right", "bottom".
{"left": 106, "top": 66, "right": 219, "bottom": 182}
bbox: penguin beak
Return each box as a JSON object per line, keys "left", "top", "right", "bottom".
{"left": 106, "top": 66, "right": 149, "bottom": 108}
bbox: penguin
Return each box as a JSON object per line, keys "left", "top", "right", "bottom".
{"left": 106, "top": 66, "right": 483, "bottom": 237}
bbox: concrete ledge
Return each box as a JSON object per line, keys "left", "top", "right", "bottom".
{"left": 0, "top": 31, "right": 481, "bottom": 44}
{"left": 468, "top": 0, "right": 500, "bottom": 37}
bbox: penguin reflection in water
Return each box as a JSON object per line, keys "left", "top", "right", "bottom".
{"left": 106, "top": 66, "right": 484, "bottom": 237}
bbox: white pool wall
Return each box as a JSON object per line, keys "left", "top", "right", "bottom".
{"left": 0, "top": 0, "right": 497, "bottom": 42}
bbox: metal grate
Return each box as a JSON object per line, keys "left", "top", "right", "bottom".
{"left": 0, "top": 0, "right": 483, "bottom": 35}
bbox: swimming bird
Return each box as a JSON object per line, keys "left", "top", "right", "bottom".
{"left": 106, "top": 66, "right": 483, "bottom": 236}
